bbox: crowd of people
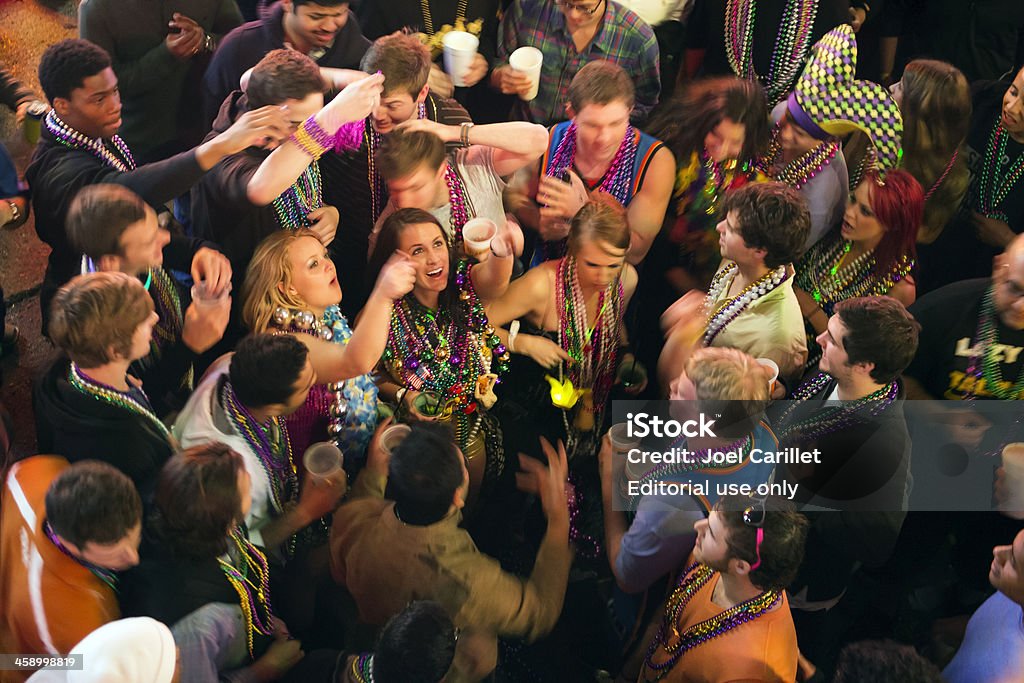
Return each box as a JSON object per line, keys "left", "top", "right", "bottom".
{"left": 0, "top": 0, "right": 1023, "bottom": 681}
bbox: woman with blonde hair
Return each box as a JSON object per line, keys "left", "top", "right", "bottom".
{"left": 242, "top": 228, "right": 416, "bottom": 457}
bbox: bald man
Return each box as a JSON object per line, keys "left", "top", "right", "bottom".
{"left": 905, "top": 233, "right": 1024, "bottom": 400}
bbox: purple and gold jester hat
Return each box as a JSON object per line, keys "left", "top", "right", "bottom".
{"left": 788, "top": 24, "right": 903, "bottom": 172}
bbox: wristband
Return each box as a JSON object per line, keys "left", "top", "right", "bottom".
{"left": 460, "top": 122, "right": 474, "bottom": 147}
{"left": 508, "top": 320, "right": 521, "bottom": 353}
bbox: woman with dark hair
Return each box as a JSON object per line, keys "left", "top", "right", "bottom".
{"left": 119, "top": 444, "right": 302, "bottom": 681}
{"left": 648, "top": 76, "right": 770, "bottom": 293}
{"left": 795, "top": 169, "right": 922, "bottom": 367}
{"left": 367, "top": 207, "right": 515, "bottom": 501}
{"left": 890, "top": 60, "right": 971, "bottom": 246}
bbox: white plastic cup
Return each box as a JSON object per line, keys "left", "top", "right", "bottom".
{"left": 1001, "top": 443, "right": 1024, "bottom": 513}
{"left": 304, "top": 442, "right": 343, "bottom": 479}
{"left": 462, "top": 218, "right": 497, "bottom": 257}
{"left": 756, "top": 358, "right": 780, "bottom": 395}
{"left": 191, "top": 281, "right": 231, "bottom": 308}
{"left": 380, "top": 424, "right": 412, "bottom": 455}
{"left": 442, "top": 31, "right": 479, "bottom": 87}
{"left": 509, "top": 46, "right": 543, "bottom": 101}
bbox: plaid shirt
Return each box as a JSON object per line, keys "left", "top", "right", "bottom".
{"left": 497, "top": 0, "right": 660, "bottom": 126}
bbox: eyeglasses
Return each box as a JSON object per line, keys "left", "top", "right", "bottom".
{"left": 743, "top": 498, "right": 766, "bottom": 571}
{"left": 556, "top": 0, "right": 603, "bottom": 15}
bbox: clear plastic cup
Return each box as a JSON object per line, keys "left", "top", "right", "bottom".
{"left": 379, "top": 424, "right": 412, "bottom": 455}
{"left": 1001, "top": 442, "right": 1024, "bottom": 513}
{"left": 303, "top": 441, "right": 343, "bottom": 479}
{"left": 191, "top": 281, "right": 231, "bottom": 308}
{"left": 756, "top": 358, "right": 779, "bottom": 395}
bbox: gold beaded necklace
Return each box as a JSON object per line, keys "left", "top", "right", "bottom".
{"left": 420, "top": 0, "right": 468, "bottom": 35}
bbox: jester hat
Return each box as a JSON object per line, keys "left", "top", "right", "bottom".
{"left": 787, "top": 24, "right": 903, "bottom": 171}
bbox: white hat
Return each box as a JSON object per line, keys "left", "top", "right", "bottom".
{"left": 27, "top": 617, "right": 177, "bottom": 683}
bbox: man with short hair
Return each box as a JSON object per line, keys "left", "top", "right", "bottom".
{"left": 67, "top": 184, "right": 231, "bottom": 415}
{"left": 26, "top": 38, "right": 289, "bottom": 335}
{"left": 174, "top": 334, "right": 343, "bottom": 556}
{"left": 369, "top": 119, "right": 548, "bottom": 250}
{"left": 661, "top": 181, "right": 809, "bottom": 387}
{"left": 638, "top": 495, "right": 808, "bottom": 682}
{"left": 516, "top": 60, "right": 674, "bottom": 266}
{"left": 772, "top": 296, "right": 920, "bottom": 668}
{"left": 601, "top": 346, "right": 776, "bottom": 598}
{"left": 193, "top": 49, "right": 383, "bottom": 291}
{"left": 79, "top": 0, "right": 243, "bottom": 162}
{"left": 202, "top": 0, "right": 370, "bottom": 124}
{"left": 331, "top": 423, "right": 572, "bottom": 682}
{"left": 493, "top": 0, "right": 661, "bottom": 126}
{"left": 320, "top": 32, "right": 471, "bottom": 317}
{"left": 0, "top": 459, "right": 142, "bottom": 674}
{"left": 944, "top": 528, "right": 1024, "bottom": 683}
{"left": 906, "top": 233, "right": 1024, "bottom": 401}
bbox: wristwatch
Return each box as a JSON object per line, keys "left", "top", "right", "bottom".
{"left": 3, "top": 200, "right": 20, "bottom": 227}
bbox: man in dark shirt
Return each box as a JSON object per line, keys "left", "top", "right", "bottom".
{"left": 320, "top": 32, "right": 472, "bottom": 317}
{"left": 25, "top": 39, "right": 288, "bottom": 335}
{"left": 202, "top": 0, "right": 370, "bottom": 125}
{"left": 66, "top": 184, "right": 231, "bottom": 416}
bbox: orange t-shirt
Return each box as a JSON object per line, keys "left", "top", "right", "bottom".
{"left": 639, "top": 564, "right": 798, "bottom": 683}
{"left": 0, "top": 456, "right": 120, "bottom": 683}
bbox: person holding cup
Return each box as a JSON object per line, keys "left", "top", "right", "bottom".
{"left": 493, "top": 0, "right": 661, "bottom": 126}
{"left": 369, "top": 119, "right": 546, "bottom": 251}
{"left": 174, "top": 333, "right": 347, "bottom": 561}
{"left": 66, "top": 184, "right": 232, "bottom": 416}
{"left": 368, "top": 208, "right": 516, "bottom": 498}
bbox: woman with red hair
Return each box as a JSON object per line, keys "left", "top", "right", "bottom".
{"left": 794, "top": 169, "right": 922, "bottom": 367}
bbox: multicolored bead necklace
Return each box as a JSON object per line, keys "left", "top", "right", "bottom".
{"left": 383, "top": 261, "right": 509, "bottom": 447}
{"left": 218, "top": 528, "right": 275, "bottom": 658}
{"left": 556, "top": 255, "right": 624, "bottom": 431}
{"left": 42, "top": 519, "right": 119, "bottom": 592}
{"left": 924, "top": 149, "right": 959, "bottom": 202}
{"left": 703, "top": 263, "right": 789, "bottom": 347}
{"left": 777, "top": 372, "right": 899, "bottom": 443}
{"left": 975, "top": 119, "right": 1024, "bottom": 223}
{"left": 725, "top": 0, "right": 819, "bottom": 107}
{"left": 43, "top": 110, "right": 136, "bottom": 172}
{"left": 759, "top": 124, "right": 838, "bottom": 190}
{"left": 546, "top": 122, "right": 639, "bottom": 206}
{"left": 964, "top": 285, "right": 1024, "bottom": 400}
{"left": 271, "top": 305, "right": 364, "bottom": 447}
{"left": 365, "top": 102, "right": 429, "bottom": 223}
{"left": 350, "top": 653, "right": 374, "bottom": 683}
{"left": 222, "top": 380, "right": 298, "bottom": 516}
{"left": 796, "top": 237, "right": 914, "bottom": 310}
{"left": 272, "top": 161, "right": 322, "bottom": 229}
{"left": 642, "top": 562, "right": 781, "bottom": 680}
{"left": 68, "top": 362, "right": 172, "bottom": 442}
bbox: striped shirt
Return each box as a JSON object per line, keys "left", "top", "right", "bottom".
{"left": 496, "top": 0, "right": 661, "bottom": 126}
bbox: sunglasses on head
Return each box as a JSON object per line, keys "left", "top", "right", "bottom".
{"left": 743, "top": 497, "right": 766, "bottom": 571}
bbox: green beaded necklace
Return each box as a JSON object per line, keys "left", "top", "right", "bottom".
{"left": 976, "top": 119, "right": 1024, "bottom": 222}
{"left": 977, "top": 286, "right": 1024, "bottom": 399}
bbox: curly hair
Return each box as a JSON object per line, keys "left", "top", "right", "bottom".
{"left": 721, "top": 182, "right": 810, "bottom": 268}
{"left": 38, "top": 39, "right": 111, "bottom": 103}
{"left": 229, "top": 333, "right": 309, "bottom": 408}
{"left": 649, "top": 77, "right": 770, "bottom": 164}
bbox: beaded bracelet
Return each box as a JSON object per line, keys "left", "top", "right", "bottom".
{"left": 290, "top": 115, "right": 333, "bottom": 159}
{"left": 332, "top": 120, "right": 364, "bottom": 153}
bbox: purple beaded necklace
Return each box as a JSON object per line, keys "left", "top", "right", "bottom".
{"left": 643, "top": 561, "right": 781, "bottom": 679}
{"left": 545, "top": 122, "right": 639, "bottom": 205}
